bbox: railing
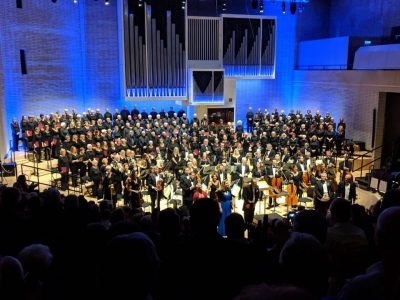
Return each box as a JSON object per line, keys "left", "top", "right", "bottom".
{"left": 20, "top": 162, "right": 83, "bottom": 195}
{"left": 353, "top": 145, "right": 384, "bottom": 177}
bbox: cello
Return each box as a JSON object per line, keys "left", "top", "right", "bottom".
{"left": 286, "top": 180, "right": 298, "bottom": 208}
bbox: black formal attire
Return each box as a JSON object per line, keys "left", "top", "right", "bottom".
{"left": 89, "top": 166, "right": 101, "bottom": 199}
{"left": 102, "top": 172, "right": 117, "bottom": 206}
{"left": 58, "top": 155, "right": 70, "bottom": 190}
{"left": 314, "top": 180, "right": 335, "bottom": 215}
{"left": 246, "top": 111, "right": 254, "bottom": 133}
{"left": 265, "top": 165, "right": 282, "bottom": 205}
{"left": 337, "top": 181, "right": 357, "bottom": 203}
{"left": 242, "top": 184, "right": 259, "bottom": 227}
{"left": 180, "top": 174, "right": 196, "bottom": 208}
{"left": 148, "top": 173, "right": 163, "bottom": 211}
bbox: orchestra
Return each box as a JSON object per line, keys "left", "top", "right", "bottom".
{"left": 14, "top": 106, "right": 356, "bottom": 213}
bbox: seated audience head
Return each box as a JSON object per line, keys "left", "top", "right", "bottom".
{"left": 234, "top": 284, "right": 313, "bottom": 300}
{"left": 293, "top": 209, "right": 327, "bottom": 244}
{"left": 0, "top": 256, "right": 25, "bottom": 299}
{"left": 101, "top": 232, "right": 159, "bottom": 299}
{"left": 279, "top": 232, "right": 329, "bottom": 297}
{"left": 225, "top": 213, "right": 245, "bottom": 240}
{"left": 329, "top": 198, "right": 351, "bottom": 224}
{"left": 18, "top": 244, "right": 53, "bottom": 279}
{"left": 190, "top": 197, "right": 220, "bottom": 236}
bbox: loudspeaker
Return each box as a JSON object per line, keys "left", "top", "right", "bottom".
{"left": 2, "top": 162, "right": 17, "bottom": 177}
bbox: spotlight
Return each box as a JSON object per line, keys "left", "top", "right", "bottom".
{"left": 282, "top": 1, "right": 286, "bottom": 14}
{"left": 138, "top": 0, "right": 143, "bottom": 7}
{"left": 259, "top": 0, "right": 264, "bottom": 13}
{"left": 73, "top": 0, "right": 78, "bottom": 3}
{"left": 105, "top": 0, "right": 110, "bottom": 5}
{"left": 182, "top": 0, "right": 186, "bottom": 10}
{"left": 290, "top": 2, "right": 297, "bottom": 15}
{"left": 222, "top": 0, "right": 227, "bottom": 12}
{"left": 251, "top": 0, "right": 258, "bottom": 10}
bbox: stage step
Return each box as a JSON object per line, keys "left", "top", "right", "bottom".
{"left": 356, "top": 174, "right": 371, "bottom": 191}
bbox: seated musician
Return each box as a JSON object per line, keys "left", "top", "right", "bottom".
{"left": 339, "top": 153, "right": 353, "bottom": 181}
{"left": 265, "top": 158, "right": 282, "bottom": 208}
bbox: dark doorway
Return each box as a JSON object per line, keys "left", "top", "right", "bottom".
{"left": 382, "top": 93, "right": 400, "bottom": 170}
{"left": 207, "top": 107, "right": 234, "bottom": 124}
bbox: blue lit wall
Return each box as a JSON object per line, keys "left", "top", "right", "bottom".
{"left": 0, "top": 0, "right": 123, "bottom": 149}
{"left": 235, "top": 2, "right": 298, "bottom": 125}
{"left": 0, "top": 0, "right": 86, "bottom": 150}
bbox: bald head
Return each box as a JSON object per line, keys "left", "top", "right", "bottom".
{"left": 376, "top": 207, "right": 400, "bottom": 252}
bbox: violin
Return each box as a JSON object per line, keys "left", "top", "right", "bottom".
{"left": 156, "top": 178, "right": 164, "bottom": 192}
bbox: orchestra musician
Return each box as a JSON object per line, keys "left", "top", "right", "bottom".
{"left": 339, "top": 153, "right": 353, "bottom": 181}
{"left": 337, "top": 173, "right": 357, "bottom": 204}
{"left": 193, "top": 183, "right": 208, "bottom": 203}
{"left": 102, "top": 165, "right": 116, "bottom": 206}
{"left": 180, "top": 167, "right": 197, "bottom": 208}
{"left": 208, "top": 173, "right": 220, "bottom": 201}
{"left": 314, "top": 171, "right": 334, "bottom": 215}
{"left": 265, "top": 158, "right": 282, "bottom": 208}
{"left": 89, "top": 159, "right": 101, "bottom": 199}
{"left": 125, "top": 170, "right": 142, "bottom": 208}
{"left": 58, "top": 148, "right": 70, "bottom": 190}
{"left": 242, "top": 178, "right": 259, "bottom": 228}
{"left": 148, "top": 166, "right": 164, "bottom": 211}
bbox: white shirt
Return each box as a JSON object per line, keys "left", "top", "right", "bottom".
{"left": 219, "top": 172, "right": 224, "bottom": 183}
{"left": 241, "top": 166, "right": 246, "bottom": 176}
{"left": 345, "top": 183, "right": 351, "bottom": 200}
{"left": 272, "top": 167, "right": 276, "bottom": 176}
{"left": 322, "top": 181, "right": 328, "bottom": 196}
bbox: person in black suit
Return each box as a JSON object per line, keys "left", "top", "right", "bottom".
{"left": 148, "top": 166, "right": 164, "bottom": 211}
{"left": 242, "top": 179, "right": 259, "bottom": 228}
{"left": 180, "top": 167, "right": 197, "bottom": 208}
{"left": 337, "top": 173, "right": 357, "bottom": 203}
{"left": 217, "top": 164, "right": 228, "bottom": 184}
{"left": 102, "top": 165, "right": 116, "bottom": 206}
{"left": 314, "top": 171, "right": 335, "bottom": 215}
{"left": 246, "top": 107, "right": 254, "bottom": 133}
{"left": 339, "top": 153, "right": 353, "bottom": 181}
{"left": 264, "top": 143, "right": 276, "bottom": 161}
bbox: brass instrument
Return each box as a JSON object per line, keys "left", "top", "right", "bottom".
{"left": 137, "top": 159, "right": 147, "bottom": 169}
